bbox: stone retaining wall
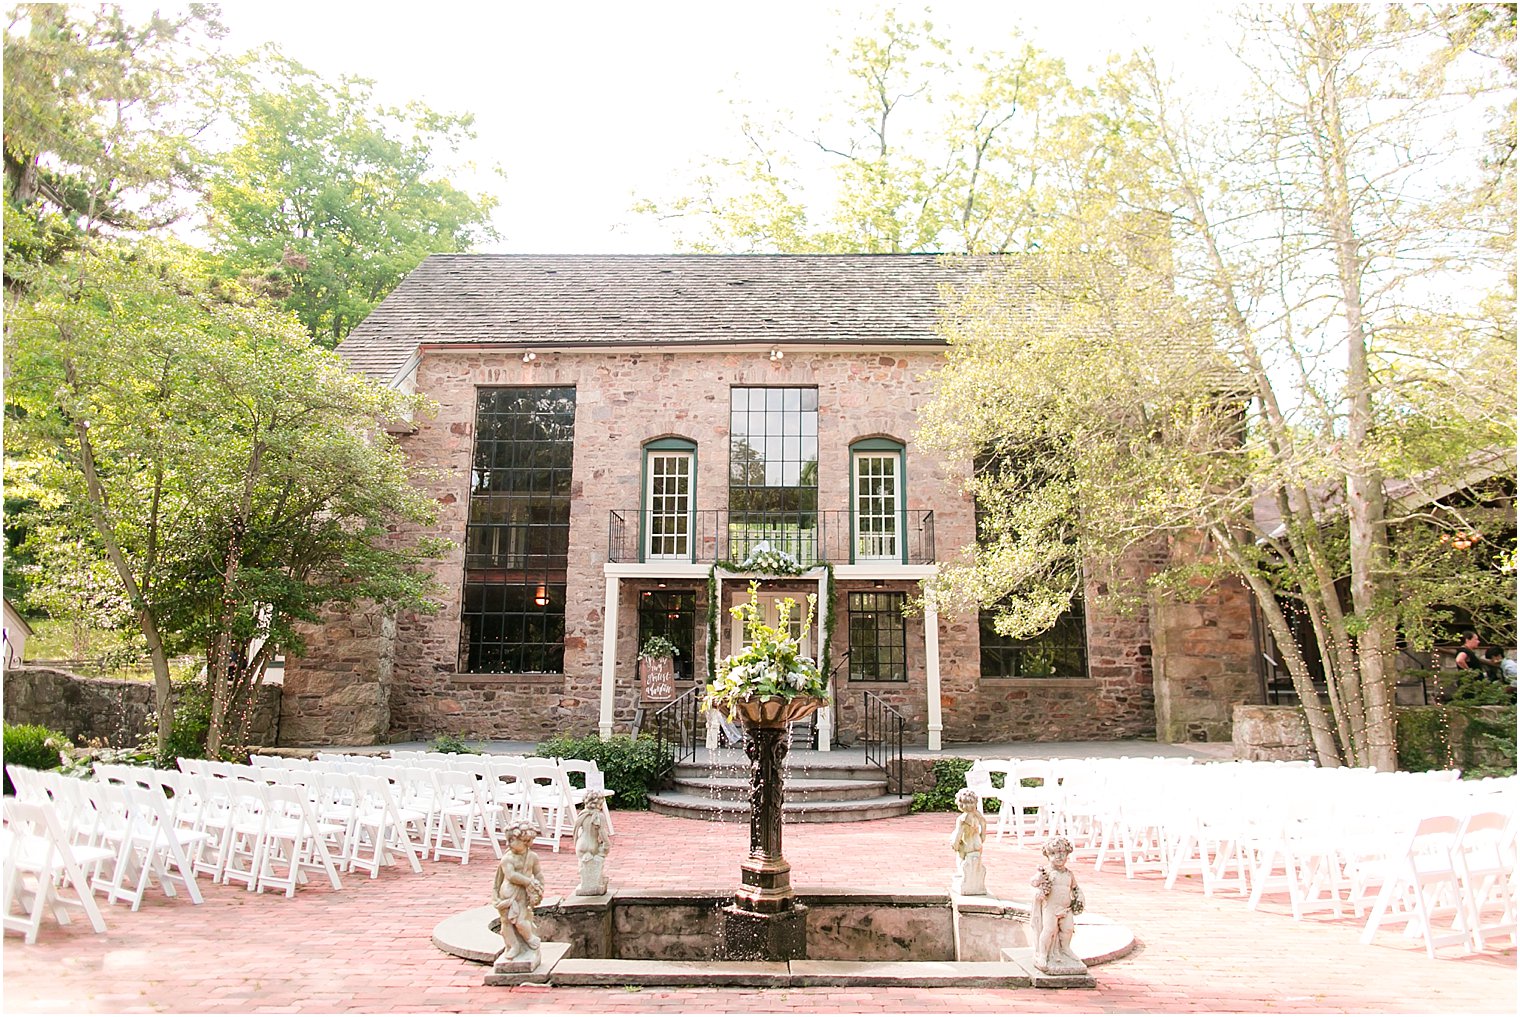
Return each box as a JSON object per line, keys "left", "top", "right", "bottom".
{"left": 1232, "top": 703, "right": 1517, "bottom": 772}
{"left": 3, "top": 665, "right": 281, "bottom": 747}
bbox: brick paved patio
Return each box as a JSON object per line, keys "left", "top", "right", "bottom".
{"left": 3, "top": 811, "right": 1514, "bottom": 1013}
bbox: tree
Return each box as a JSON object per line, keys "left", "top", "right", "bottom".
{"left": 920, "top": 7, "right": 1515, "bottom": 769}
{"left": 4, "top": 240, "right": 446, "bottom": 756}
{"left": 2, "top": 3, "right": 220, "bottom": 277}
{"left": 635, "top": 10, "right": 1072, "bottom": 254}
{"left": 205, "top": 52, "right": 500, "bottom": 346}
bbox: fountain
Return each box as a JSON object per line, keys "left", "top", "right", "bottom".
{"left": 431, "top": 587, "right": 1134, "bottom": 987}
{"left": 717, "top": 695, "right": 825, "bottom": 961}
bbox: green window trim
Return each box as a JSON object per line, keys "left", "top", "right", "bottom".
{"left": 848, "top": 437, "right": 907, "bottom": 564}
{"left": 641, "top": 437, "right": 698, "bottom": 563}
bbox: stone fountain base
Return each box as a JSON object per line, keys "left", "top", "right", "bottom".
{"left": 433, "top": 889, "right": 1131, "bottom": 989}
{"left": 719, "top": 901, "right": 808, "bottom": 961}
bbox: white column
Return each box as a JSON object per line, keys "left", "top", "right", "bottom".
{"left": 924, "top": 592, "right": 943, "bottom": 751}
{"left": 817, "top": 567, "right": 832, "bottom": 752}
{"left": 598, "top": 576, "right": 619, "bottom": 738}
{"left": 706, "top": 571, "right": 723, "bottom": 750}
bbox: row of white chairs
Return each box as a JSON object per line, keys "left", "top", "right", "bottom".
{"left": 6, "top": 751, "right": 563, "bottom": 943}
{"left": 245, "top": 752, "right": 612, "bottom": 852}
{"left": 967, "top": 756, "right": 1517, "bottom": 956}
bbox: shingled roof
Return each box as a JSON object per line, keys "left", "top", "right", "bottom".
{"left": 336, "top": 253, "right": 988, "bottom": 382}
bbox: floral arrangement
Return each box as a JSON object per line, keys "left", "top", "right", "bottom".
{"left": 638, "top": 635, "right": 681, "bottom": 660}
{"left": 737, "top": 541, "right": 804, "bottom": 576}
{"left": 705, "top": 582, "right": 829, "bottom": 719}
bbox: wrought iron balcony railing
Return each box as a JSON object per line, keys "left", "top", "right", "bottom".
{"left": 607, "top": 509, "right": 934, "bottom": 566}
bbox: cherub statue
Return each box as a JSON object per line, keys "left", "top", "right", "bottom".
{"left": 573, "top": 790, "right": 610, "bottom": 896}
{"left": 1030, "top": 835, "right": 1086, "bottom": 975}
{"left": 949, "top": 786, "right": 989, "bottom": 895}
{"left": 492, "top": 820, "right": 545, "bottom": 967}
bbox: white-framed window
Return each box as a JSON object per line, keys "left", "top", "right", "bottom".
{"left": 645, "top": 451, "right": 693, "bottom": 560}
{"left": 853, "top": 451, "right": 901, "bottom": 561}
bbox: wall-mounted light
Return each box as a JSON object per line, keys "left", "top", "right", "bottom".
{"left": 522, "top": 351, "right": 538, "bottom": 363}
{"left": 769, "top": 348, "right": 784, "bottom": 362}
{"left": 533, "top": 584, "right": 549, "bottom": 606}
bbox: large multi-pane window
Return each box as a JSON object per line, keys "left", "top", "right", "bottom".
{"left": 461, "top": 387, "right": 575, "bottom": 673}
{"left": 973, "top": 448, "right": 1088, "bottom": 679}
{"left": 729, "top": 387, "right": 819, "bottom": 562}
{"left": 638, "top": 589, "right": 698, "bottom": 680}
{"left": 848, "top": 591, "right": 907, "bottom": 681}
{"left": 979, "top": 602, "right": 1088, "bottom": 678}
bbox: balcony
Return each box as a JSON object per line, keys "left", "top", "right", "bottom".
{"left": 606, "top": 509, "right": 935, "bottom": 566}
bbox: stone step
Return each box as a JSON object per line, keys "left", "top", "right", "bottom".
{"left": 648, "top": 790, "right": 912, "bottom": 824}
{"left": 670, "top": 775, "right": 887, "bottom": 803}
{"left": 671, "top": 761, "right": 891, "bottom": 784}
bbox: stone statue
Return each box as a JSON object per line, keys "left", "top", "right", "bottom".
{"left": 573, "top": 790, "right": 610, "bottom": 896}
{"left": 1030, "top": 836, "right": 1086, "bottom": 975}
{"left": 949, "top": 786, "right": 989, "bottom": 896}
{"left": 492, "top": 820, "right": 545, "bottom": 968}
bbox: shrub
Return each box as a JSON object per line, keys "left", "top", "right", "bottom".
{"left": 533, "top": 733, "right": 674, "bottom": 810}
{"left": 430, "top": 733, "right": 479, "bottom": 755}
{"left": 911, "top": 757, "right": 974, "bottom": 812}
{"left": 160, "top": 679, "right": 212, "bottom": 764}
{"left": 2, "top": 723, "right": 69, "bottom": 794}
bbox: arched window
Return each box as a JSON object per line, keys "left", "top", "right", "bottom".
{"left": 642, "top": 437, "right": 696, "bottom": 562}
{"left": 850, "top": 437, "right": 906, "bottom": 563}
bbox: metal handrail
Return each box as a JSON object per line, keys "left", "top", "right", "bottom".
{"left": 650, "top": 686, "right": 703, "bottom": 766}
{"left": 606, "top": 508, "right": 936, "bottom": 565}
{"left": 861, "top": 690, "right": 906, "bottom": 797}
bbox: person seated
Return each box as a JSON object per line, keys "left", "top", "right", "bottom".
{"left": 1454, "top": 632, "right": 1503, "bottom": 681}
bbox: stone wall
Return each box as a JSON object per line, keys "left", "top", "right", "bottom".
{"left": 281, "top": 343, "right": 1255, "bottom": 747}
{"left": 1232, "top": 703, "right": 1517, "bottom": 773}
{"left": 1231, "top": 704, "right": 1314, "bottom": 762}
{"left": 1152, "top": 569, "right": 1262, "bottom": 743}
{"left": 279, "top": 605, "right": 395, "bottom": 746}
{"left": 3, "top": 665, "right": 281, "bottom": 747}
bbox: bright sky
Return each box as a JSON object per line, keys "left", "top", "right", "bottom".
{"left": 217, "top": 2, "right": 1234, "bottom": 254}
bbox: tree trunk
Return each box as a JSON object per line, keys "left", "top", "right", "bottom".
{"left": 1216, "top": 528, "right": 1343, "bottom": 766}
{"left": 69, "top": 404, "right": 175, "bottom": 754}
{"left": 1309, "top": 8, "right": 1399, "bottom": 769}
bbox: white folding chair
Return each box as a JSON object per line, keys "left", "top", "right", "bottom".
{"left": 557, "top": 758, "right": 615, "bottom": 835}
{"left": 344, "top": 774, "right": 425, "bottom": 878}
{"left": 95, "top": 779, "right": 207, "bottom": 910}
{"left": 3, "top": 798, "right": 113, "bottom": 944}
{"left": 1453, "top": 810, "right": 1517, "bottom": 951}
{"left": 522, "top": 761, "right": 576, "bottom": 851}
{"left": 218, "top": 779, "right": 272, "bottom": 890}
{"left": 1360, "top": 814, "right": 1471, "bottom": 957}
{"left": 431, "top": 769, "right": 503, "bottom": 864}
{"left": 255, "top": 783, "right": 345, "bottom": 897}
{"left": 1004, "top": 759, "right": 1061, "bottom": 845}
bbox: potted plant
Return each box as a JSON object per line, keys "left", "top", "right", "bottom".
{"left": 706, "top": 582, "right": 829, "bottom": 727}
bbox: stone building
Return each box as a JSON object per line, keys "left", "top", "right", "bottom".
{"left": 278, "top": 254, "right": 1261, "bottom": 749}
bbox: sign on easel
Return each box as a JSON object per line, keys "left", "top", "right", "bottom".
{"left": 640, "top": 655, "right": 676, "bottom": 702}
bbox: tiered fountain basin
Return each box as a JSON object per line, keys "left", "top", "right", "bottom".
{"left": 432, "top": 888, "right": 1133, "bottom": 988}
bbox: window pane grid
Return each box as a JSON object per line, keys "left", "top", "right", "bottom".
{"left": 848, "top": 591, "right": 907, "bottom": 682}
{"left": 463, "top": 387, "right": 575, "bottom": 673}
{"left": 647, "top": 453, "right": 692, "bottom": 559}
{"left": 979, "top": 603, "right": 1088, "bottom": 679}
{"left": 854, "top": 453, "right": 899, "bottom": 559}
{"left": 729, "top": 387, "right": 819, "bottom": 561}
{"left": 638, "top": 589, "right": 698, "bottom": 680}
